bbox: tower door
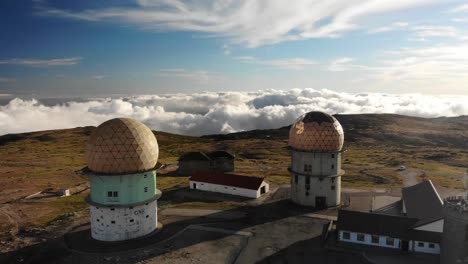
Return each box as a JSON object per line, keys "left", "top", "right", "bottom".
{"left": 315, "top": 196, "right": 327, "bottom": 209}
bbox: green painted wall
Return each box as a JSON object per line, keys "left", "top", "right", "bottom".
{"left": 90, "top": 171, "right": 157, "bottom": 205}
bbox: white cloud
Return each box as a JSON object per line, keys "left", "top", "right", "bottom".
{"left": 325, "top": 43, "right": 468, "bottom": 91}
{"left": 0, "top": 57, "right": 82, "bottom": 67}
{"left": 92, "top": 75, "right": 106, "bottom": 80}
{"left": 36, "top": 0, "right": 445, "bottom": 47}
{"left": 368, "top": 22, "right": 409, "bottom": 33}
{"left": 369, "top": 23, "right": 468, "bottom": 40}
{"left": 156, "top": 69, "right": 225, "bottom": 82}
{"left": 235, "top": 56, "right": 316, "bottom": 70}
{"left": 0, "top": 89, "right": 467, "bottom": 136}
{"left": 452, "top": 17, "right": 468, "bottom": 23}
{"left": 450, "top": 4, "right": 468, "bottom": 13}
{"left": 0, "top": 77, "right": 16, "bottom": 83}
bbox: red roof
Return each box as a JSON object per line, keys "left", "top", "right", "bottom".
{"left": 190, "top": 172, "right": 265, "bottom": 190}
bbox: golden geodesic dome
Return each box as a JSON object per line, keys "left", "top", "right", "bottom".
{"left": 288, "top": 111, "right": 344, "bottom": 152}
{"left": 86, "top": 118, "right": 159, "bottom": 174}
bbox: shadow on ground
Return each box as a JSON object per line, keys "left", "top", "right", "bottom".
{"left": 0, "top": 199, "right": 328, "bottom": 264}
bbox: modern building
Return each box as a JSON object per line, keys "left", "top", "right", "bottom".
{"left": 189, "top": 172, "right": 269, "bottom": 198}
{"left": 288, "top": 111, "right": 344, "bottom": 208}
{"left": 178, "top": 151, "right": 235, "bottom": 175}
{"left": 337, "top": 180, "right": 445, "bottom": 254}
{"left": 85, "top": 118, "right": 162, "bottom": 241}
{"left": 337, "top": 210, "right": 441, "bottom": 254}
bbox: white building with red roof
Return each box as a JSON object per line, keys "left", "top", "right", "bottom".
{"left": 189, "top": 172, "right": 269, "bottom": 198}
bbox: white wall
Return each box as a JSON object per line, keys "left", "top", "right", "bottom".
{"left": 290, "top": 174, "right": 341, "bottom": 207}
{"left": 256, "top": 181, "right": 269, "bottom": 197}
{"left": 338, "top": 230, "right": 400, "bottom": 249}
{"left": 414, "top": 219, "right": 444, "bottom": 233}
{"left": 413, "top": 240, "right": 440, "bottom": 254}
{"left": 189, "top": 180, "right": 266, "bottom": 198}
{"left": 90, "top": 199, "right": 158, "bottom": 241}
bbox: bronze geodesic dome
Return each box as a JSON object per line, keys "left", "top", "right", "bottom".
{"left": 288, "top": 111, "right": 344, "bottom": 152}
{"left": 86, "top": 118, "right": 159, "bottom": 174}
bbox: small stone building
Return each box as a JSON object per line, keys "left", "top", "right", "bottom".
{"left": 189, "top": 172, "right": 269, "bottom": 198}
{"left": 178, "top": 151, "right": 235, "bottom": 175}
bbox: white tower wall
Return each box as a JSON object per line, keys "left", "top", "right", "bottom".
{"left": 90, "top": 199, "right": 158, "bottom": 241}
{"left": 290, "top": 151, "right": 342, "bottom": 207}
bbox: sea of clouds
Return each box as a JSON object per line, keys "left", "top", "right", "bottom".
{"left": 0, "top": 88, "right": 467, "bottom": 136}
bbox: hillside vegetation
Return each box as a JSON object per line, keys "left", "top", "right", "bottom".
{"left": 0, "top": 114, "right": 466, "bottom": 238}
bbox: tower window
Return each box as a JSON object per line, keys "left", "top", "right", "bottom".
{"left": 331, "top": 186, "right": 335, "bottom": 190}
{"left": 144, "top": 174, "right": 148, "bottom": 178}
{"left": 331, "top": 154, "right": 335, "bottom": 158}
{"left": 108, "top": 191, "right": 118, "bottom": 198}
{"left": 331, "top": 164, "right": 335, "bottom": 169}
{"left": 295, "top": 175, "right": 298, "bottom": 184}
{"left": 144, "top": 187, "right": 148, "bottom": 192}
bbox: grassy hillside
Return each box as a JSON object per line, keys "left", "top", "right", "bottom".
{"left": 0, "top": 114, "right": 466, "bottom": 239}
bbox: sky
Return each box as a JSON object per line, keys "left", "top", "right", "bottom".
{"left": 1, "top": 0, "right": 468, "bottom": 96}
{"left": 1, "top": 1, "right": 468, "bottom": 136}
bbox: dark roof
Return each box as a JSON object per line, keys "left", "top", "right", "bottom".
{"left": 405, "top": 230, "right": 441, "bottom": 243}
{"left": 178, "top": 152, "right": 211, "bottom": 161}
{"left": 337, "top": 210, "right": 442, "bottom": 243}
{"left": 190, "top": 172, "right": 265, "bottom": 190}
{"left": 206, "top": 151, "right": 235, "bottom": 159}
{"left": 337, "top": 210, "right": 419, "bottom": 239}
{"left": 301, "top": 111, "right": 335, "bottom": 124}
{"left": 402, "top": 180, "right": 444, "bottom": 225}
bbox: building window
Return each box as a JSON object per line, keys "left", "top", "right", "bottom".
{"left": 386, "top": 237, "right": 394, "bottom": 246}
{"left": 342, "top": 232, "right": 350, "bottom": 240}
{"left": 224, "top": 186, "right": 227, "bottom": 189}
{"left": 129, "top": 219, "right": 134, "bottom": 223}
{"left": 146, "top": 215, "right": 149, "bottom": 218}
{"left": 371, "top": 235, "right": 379, "bottom": 244}
{"left": 331, "top": 154, "right": 335, "bottom": 158}
{"left": 304, "top": 164, "right": 308, "bottom": 172}
{"left": 233, "top": 188, "right": 237, "bottom": 190}
{"left": 295, "top": 175, "right": 298, "bottom": 184}
{"left": 113, "top": 191, "right": 118, "bottom": 197}
{"left": 357, "top": 234, "right": 365, "bottom": 242}
{"left": 428, "top": 243, "right": 435, "bottom": 248}
{"left": 331, "top": 185, "right": 335, "bottom": 190}
{"left": 108, "top": 191, "right": 118, "bottom": 198}
{"left": 331, "top": 164, "right": 335, "bottom": 169}
{"left": 97, "top": 219, "right": 100, "bottom": 222}
{"left": 144, "top": 174, "right": 148, "bottom": 178}
{"left": 418, "top": 242, "right": 424, "bottom": 247}
{"left": 107, "top": 191, "right": 112, "bottom": 197}
{"left": 110, "top": 208, "right": 115, "bottom": 211}
{"left": 111, "top": 221, "right": 115, "bottom": 224}
{"left": 144, "top": 187, "right": 148, "bottom": 192}
{"left": 305, "top": 176, "right": 310, "bottom": 185}
{"left": 305, "top": 191, "right": 309, "bottom": 196}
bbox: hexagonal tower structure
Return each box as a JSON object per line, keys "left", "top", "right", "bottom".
{"left": 85, "top": 118, "right": 161, "bottom": 241}
{"left": 288, "top": 111, "right": 344, "bottom": 208}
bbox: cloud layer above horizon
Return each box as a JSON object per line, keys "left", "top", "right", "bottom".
{"left": 0, "top": 89, "right": 467, "bottom": 136}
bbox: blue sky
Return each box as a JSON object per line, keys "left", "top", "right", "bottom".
{"left": 1, "top": 0, "right": 468, "bottom": 96}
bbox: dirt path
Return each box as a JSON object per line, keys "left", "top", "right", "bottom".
{"left": 398, "top": 169, "right": 422, "bottom": 187}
